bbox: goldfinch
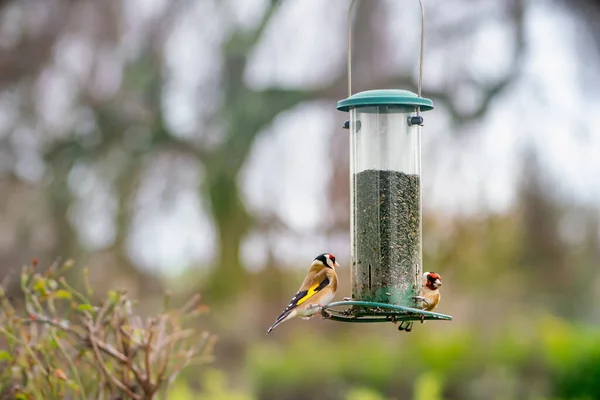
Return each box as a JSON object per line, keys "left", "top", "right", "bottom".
{"left": 266, "top": 253, "right": 339, "bottom": 334}
{"left": 398, "top": 271, "right": 442, "bottom": 332}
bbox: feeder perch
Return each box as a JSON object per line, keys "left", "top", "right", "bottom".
{"left": 322, "top": 0, "right": 452, "bottom": 326}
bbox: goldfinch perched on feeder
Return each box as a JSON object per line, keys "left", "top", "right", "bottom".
{"left": 398, "top": 271, "right": 442, "bottom": 332}
{"left": 266, "top": 253, "right": 339, "bottom": 335}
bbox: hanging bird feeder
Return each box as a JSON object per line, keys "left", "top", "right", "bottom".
{"left": 322, "top": 0, "right": 452, "bottom": 325}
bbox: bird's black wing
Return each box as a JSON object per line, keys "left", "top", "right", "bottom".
{"left": 267, "top": 276, "right": 330, "bottom": 334}
{"left": 282, "top": 276, "right": 330, "bottom": 314}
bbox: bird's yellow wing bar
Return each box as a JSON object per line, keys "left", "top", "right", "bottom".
{"left": 296, "top": 280, "right": 326, "bottom": 306}
{"left": 285, "top": 277, "right": 330, "bottom": 311}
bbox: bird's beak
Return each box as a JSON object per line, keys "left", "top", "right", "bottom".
{"left": 434, "top": 279, "right": 442, "bottom": 287}
{"left": 334, "top": 261, "right": 340, "bottom": 268}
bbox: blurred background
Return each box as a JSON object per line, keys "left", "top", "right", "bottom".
{"left": 1, "top": 0, "right": 600, "bottom": 398}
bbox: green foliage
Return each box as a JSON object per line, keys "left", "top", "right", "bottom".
{"left": 194, "top": 369, "right": 254, "bottom": 400}
{"left": 538, "top": 315, "right": 600, "bottom": 399}
{"left": 346, "top": 387, "right": 389, "bottom": 400}
{"left": 0, "top": 259, "right": 215, "bottom": 399}
{"left": 413, "top": 372, "right": 443, "bottom": 400}
{"left": 248, "top": 318, "right": 600, "bottom": 400}
{"left": 169, "top": 369, "right": 257, "bottom": 400}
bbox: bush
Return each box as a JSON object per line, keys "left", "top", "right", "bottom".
{"left": 0, "top": 259, "right": 215, "bottom": 399}
{"left": 248, "top": 320, "right": 600, "bottom": 400}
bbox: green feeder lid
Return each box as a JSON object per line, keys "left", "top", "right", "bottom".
{"left": 337, "top": 89, "right": 433, "bottom": 112}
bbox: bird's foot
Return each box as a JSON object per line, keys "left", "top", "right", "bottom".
{"left": 343, "top": 297, "right": 352, "bottom": 301}
{"left": 420, "top": 315, "right": 425, "bottom": 324}
{"left": 306, "top": 304, "right": 330, "bottom": 318}
{"left": 412, "top": 296, "right": 430, "bottom": 307}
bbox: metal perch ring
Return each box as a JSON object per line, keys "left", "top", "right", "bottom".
{"left": 322, "top": 300, "right": 453, "bottom": 323}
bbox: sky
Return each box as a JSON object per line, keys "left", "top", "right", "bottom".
{"left": 59, "top": 0, "right": 600, "bottom": 275}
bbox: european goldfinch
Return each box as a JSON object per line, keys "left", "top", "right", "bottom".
{"left": 398, "top": 271, "right": 442, "bottom": 332}
{"left": 267, "top": 253, "right": 339, "bottom": 334}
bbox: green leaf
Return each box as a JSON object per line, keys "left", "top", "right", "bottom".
{"left": 108, "top": 290, "right": 120, "bottom": 305}
{"left": 32, "top": 276, "right": 47, "bottom": 294}
{"left": 15, "top": 394, "right": 28, "bottom": 400}
{"left": 77, "top": 304, "right": 94, "bottom": 313}
{"left": 0, "top": 350, "right": 13, "bottom": 362}
{"left": 53, "top": 290, "right": 72, "bottom": 300}
{"left": 131, "top": 327, "right": 143, "bottom": 343}
{"left": 67, "top": 380, "right": 80, "bottom": 392}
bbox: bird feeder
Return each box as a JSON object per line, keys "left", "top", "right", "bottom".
{"left": 322, "top": 0, "right": 452, "bottom": 325}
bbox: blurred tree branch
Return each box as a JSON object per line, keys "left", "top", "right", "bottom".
{"left": 0, "top": 2, "right": 69, "bottom": 88}
{"left": 435, "top": 0, "right": 526, "bottom": 124}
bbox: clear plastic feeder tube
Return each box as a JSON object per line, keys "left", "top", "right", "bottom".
{"left": 350, "top": 105, "right": 422, "bottom": 305}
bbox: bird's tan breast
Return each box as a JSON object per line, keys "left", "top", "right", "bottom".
{"left": 424, "top": 289, "right": 440, "bottom": 311}
{"left": 329, "top": 269, "right": 338, "bottom": 292}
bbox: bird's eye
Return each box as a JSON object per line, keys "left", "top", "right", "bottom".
{"left": 329, "top": 255, "right": 336, "bottom": 263}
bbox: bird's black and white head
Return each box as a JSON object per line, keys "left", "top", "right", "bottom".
{"left": 314, "top": 253, "right": 339, "bottom": 269}
{"left": 424, "top": 271, "right": 442, "bottom": 290}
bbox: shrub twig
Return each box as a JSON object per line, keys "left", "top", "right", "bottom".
{"left": 0, "top": 259, "right": 214, "bottom": 399}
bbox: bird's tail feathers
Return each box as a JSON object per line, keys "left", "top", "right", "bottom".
{"left": 266, "top": 309, "right": 295, "bottom": 334}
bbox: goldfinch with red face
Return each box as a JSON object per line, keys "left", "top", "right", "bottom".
{"left": 398, "top": 271, "right": 442, "bottom": 332}
{"left": 266, "top": 253, "right": 339, "bottom": 334}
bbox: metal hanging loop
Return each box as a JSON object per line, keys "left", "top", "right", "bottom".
{"left": 347, "top": 0, "right": 357, "bottom": 98}
{"left": 347, "top": 0, "right": 426, "bottom": 116}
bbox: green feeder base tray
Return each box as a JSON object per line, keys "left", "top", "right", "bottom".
{"left": 321, "top": 300, "right": 453, "bottom": 324}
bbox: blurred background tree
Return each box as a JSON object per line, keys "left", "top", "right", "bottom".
{"left": 0, "top": 0, "right": 599, "bottom": 398}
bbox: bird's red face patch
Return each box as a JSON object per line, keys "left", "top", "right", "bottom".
{"left": 428, "top": 273, "right": 440, "bottom": 281}
{"left": 426, "top": 272, "right": 442, "bottom": 289}
{"left": 329, "top": 254, "right": 337, "bottom": 267}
